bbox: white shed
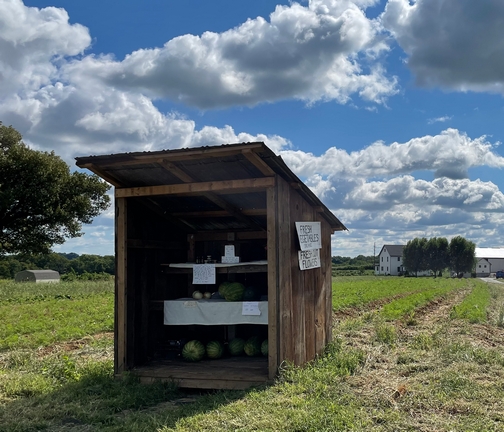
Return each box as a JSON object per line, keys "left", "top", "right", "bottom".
{"left": 15, "top": 270, "right": 60, "bottom": 283}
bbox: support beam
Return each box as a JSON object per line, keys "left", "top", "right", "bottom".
{"left": 115, "top": 177, "right": 275, "bottom": 198}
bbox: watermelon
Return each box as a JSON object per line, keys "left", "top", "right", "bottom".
{"left": 206, "top": 341, "right": 224, "bottom": 359}
{"left": 224, "top": 282, "right": 245, "bottom": 302}
{"left": 243, "top": 286, "right": 260, "bottom": 301}
{"left": 228, "top": 338, "right": 245, "bottom": 356}
{"left": 182, "top": 340, "right": 205, "bottom": 362}
{"left": 244, "top": 336, "right": 261, "bottom": 356}
{"left": 261, "top": 339, "right": 268, "bottom": 356}
{"left": 218, "top": 281, "right": 233, "bottom": 298}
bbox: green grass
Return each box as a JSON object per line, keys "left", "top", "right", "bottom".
{"left": 332, "top": 276, "right": 468, "bottom": 312}
{"left": 450, "top": 281, "right": 490, "bottom": 323}
{"left": 1, "top": 277, "right": 504, "bottom": 431}
{"left": 0, "top": 280, "right": 114, "bottom": 350}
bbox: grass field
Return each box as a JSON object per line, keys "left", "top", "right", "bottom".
{"left": 1, "top": 277, "right": 504, "bottom": 431}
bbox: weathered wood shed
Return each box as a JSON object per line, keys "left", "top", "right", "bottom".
{"left": 15, "top": 269, "right": 60, "bottom": 283}
{"left": 76, "top": 142, "right": 347, "bottom": 389}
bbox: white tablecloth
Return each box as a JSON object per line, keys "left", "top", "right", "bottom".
{"left": 164, "top": 299, "right": 268, "bottom": 325}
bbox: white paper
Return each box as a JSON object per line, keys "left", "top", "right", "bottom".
{"left": 242, "top": 301, "right": 261, "bottom": 316}
{"left": 183, "top": 301, "right": 197, "bottom": 308}
{"left": 298, "top": 248, "right": 321, "bottom": 271}
{"left": 192, "top": 264, "right": 216, "bottom": 284}
{"left": 224, "top": 245, "right": 235, "bottom": 257}
{"left": 295, "top": 221, "right": 321, "bottom": 251}
{"left": 221, "top": 255, "right": 240, "bottom": 264}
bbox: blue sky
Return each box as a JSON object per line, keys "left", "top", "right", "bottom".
{"left": 2, "top": 0, "right": 504, "bottom": 257}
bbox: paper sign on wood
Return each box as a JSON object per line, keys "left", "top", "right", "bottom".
{"left": 298, "top": 248, "right": 321, "bottom": 271}
{"left": 192, "top": 264, "right": 216, "bottom": 284}
{"left": 295, "top": 221, "right": 321, "bottom": 251}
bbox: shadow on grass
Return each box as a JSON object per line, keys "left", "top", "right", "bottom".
{"left": 0, "top": 360, "right": 268, "bottom": 432}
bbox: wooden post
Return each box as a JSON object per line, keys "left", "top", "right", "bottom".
{"left": 267, "top": 185, "right": 278, "bottom": 380}
{"left": 115, "top": 197, "right": 127, "bottom": 374}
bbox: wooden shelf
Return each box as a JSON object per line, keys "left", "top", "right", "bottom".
{"left": 161, "top": 260, "right": 267, "bottom": 274}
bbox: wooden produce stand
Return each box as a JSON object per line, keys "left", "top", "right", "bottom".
{"left": 76, "top": 142, "right": 347, "bottom": 389}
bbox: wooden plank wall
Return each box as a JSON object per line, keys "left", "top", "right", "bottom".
{"left": 115, "top": 197, "right": 127, "bottom": 374}
{"left": 276, "top": 177, "right": 333, "bottom": 366}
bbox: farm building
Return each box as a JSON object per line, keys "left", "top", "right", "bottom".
{"left": 15, "top": 269, "right": 60, "bottom": 283}
{"left": 76, "top": 142, "right": 347, "bottom": 389}
{"left": 375, "top": 245, "right": 405, "bottom": 276}
{"left": 475, "top": 248, "right": 504, "bottom": 277}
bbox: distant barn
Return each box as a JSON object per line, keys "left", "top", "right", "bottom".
{"left": 15, "top": 270, "right": 60, "bottom": 283}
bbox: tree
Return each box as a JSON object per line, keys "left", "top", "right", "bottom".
{"left": 425, "top": 237, "right": 449, "bottom": 277}
{"left": 403, "top": 237, "right": 428, "bottom": 276}
{"left": 0, "top": 122, "right": 111, "bottom": 255}
{"left": 449, "top": 236, "right": 476, "bottom": 276}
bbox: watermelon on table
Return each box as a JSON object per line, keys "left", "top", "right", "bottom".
{"left": 243, "top": 286, "right": 260, "bottom": 301}
{"left": 228, "top": 338, "right": 245, "bottom": 356}
{"left": 261, "top": 339, "right": 268, "bottom": 357}
{"left": 224, "top": 282, "right": 245, "bottom": 301}
{"left": 182, "top": 340, "right": 205, "bottom": 362}
{"left": 206, "top": 341, "right": 224, "bottom": 359}
{"left": 218, "top": 281, "right": 233, "bottom": 298}
{"left": 244, "top": 336, "right": 261, "bottom": 356}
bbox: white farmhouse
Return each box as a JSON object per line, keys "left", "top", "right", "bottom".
{"left": 375, "top": 245, "right": 405, "bottom": 276}
{"left": 475, "top": 248, "right": 504, "bottom": 277}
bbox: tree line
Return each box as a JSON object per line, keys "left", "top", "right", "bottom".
{"left": 0, "top": 253, "right": 114, "bottom": 279}
{"left": 403, "top": 236, "right": 476, "bottom": 277}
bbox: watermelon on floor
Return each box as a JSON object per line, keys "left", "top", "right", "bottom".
{"left": 224, "top": 282, "right": 245, "bottom": 301}
{"left": 244, "top": 336, "right": 261, "bottom": 356}
{"left": 228, "top": 338, "right": 245, "bottom": 356}
{"left": 182, "top": 340, "right": 205, "bottom": 362}
{"left": 206, "top": 341, "right": 224, "bottom": 359}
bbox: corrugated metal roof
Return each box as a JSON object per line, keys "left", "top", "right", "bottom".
{"left": 75, "top": 142, "right": 347, "bottom": 232}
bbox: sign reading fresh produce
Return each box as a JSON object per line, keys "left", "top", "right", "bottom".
{"left": 192, "top": 263, "right": 216, "bottom": 284}
{"left": 295, "top": 221, "right": 321, "bottom": 251}
{"left": 298, "top": 248, "right": 321, "bottom": 270}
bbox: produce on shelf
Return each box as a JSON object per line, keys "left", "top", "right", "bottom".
{"left": 192, "top": 290, "right": 203, "bottom": 300}
{"left": 228, "top": 338, "right": 245, "bottom": 356}
{"left": 243, "top": 286, "right": 260, "bottom": 301}
{"left": 203, "top": 291, "right": 212, "bottom": 299}
{"left": 244, "top": 336, "right": 261, "bottom": 356}
{"left": 182, "top": 340, "right": 205, "bottom": 361}
{"left": 218, "top": 281, "right": 233, "bottom": 298}
{"left": 224, "top": 282, "right": 246, "bottom": 301}
{"left": 206, "top": 341, "right": 224, "bottom": 359}
{"left": 261, "top": 339, "right": 268, "bottom": 356}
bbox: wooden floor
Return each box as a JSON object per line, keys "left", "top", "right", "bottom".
{"left": 130, "top": 356, "right": 270, "bottom": 390}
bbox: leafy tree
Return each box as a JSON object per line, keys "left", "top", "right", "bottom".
{"left": 449, "top": 236, "right": 476, "bottom": 276}
{"left": 425, "top": 237, "right": 449, "bottom": 277}
{"left": 0, "top": 122, "right": 110, "bottom": 255}
{"left": 403, "top": 237, "right": 428, "bottom": 276}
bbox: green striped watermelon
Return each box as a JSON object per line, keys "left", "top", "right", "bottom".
{"left": 244, "top": 336, "right": 261, "bottom": 356}
{"left": 206, "top": 341, "right": 224, "bottom": 359}
{"left": 224, "top": 282, "right": 245, "bottom": 301}
{"left": 182, "top": 340, "right": 205, "bottom": 362}
{"left": 228, "top": 338, "right": 245, "bottom": 356}
{"left": 218, "top": 281, "right": 233, "bottom": 298}
{"left": 261, "top": 339, "right": 268, "bottom": 356}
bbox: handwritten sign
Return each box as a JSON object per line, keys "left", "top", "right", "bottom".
{"left": 295, "top": 222, "right": 321, "bottom": 251}
{"left": 192, "top": 264, "right": 216, "bottom": 284}
{"left": 224, "top": 245, "right": 235, "bottom": 256}
{"left": 242, "top": 302, "right": 261, "bottom": 316}
{"left": 298, "top": 248, "right": 321, "bottom": 271}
